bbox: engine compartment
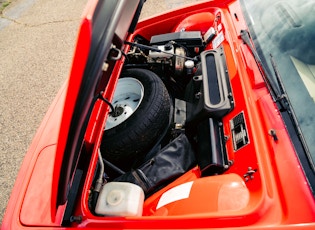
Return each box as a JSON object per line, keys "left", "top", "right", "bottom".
{"left": 82, "top": 10, "right": 260, "bottom": 220}
{"left": 68, "top": 7, "right": 276, "bottom": 227}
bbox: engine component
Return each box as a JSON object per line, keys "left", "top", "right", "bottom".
{"left": 196, "top": 118, "right": 229, "bottom": 176}
{"left": 185, "top": 60, "right": 195, "bottom": 75}
{"left": 174, "top": 47, "right": 186, "bottom": 76}
{"left": 185, "top": 46, "right": 234, "bottom": 126}
{"left": 148, "top": 44, "right": 174, "bottom": 59}
{"left": 150, "top": 31, "right": 203, "bottom": 48}
{"left": 95, "top": 182, "right": 144, "bottom": 216}
{"left": 204, "top": 27, "right": 216, "bottom": 44}
{"left": 174, "top": 98, "right": 186, "bottom": 126}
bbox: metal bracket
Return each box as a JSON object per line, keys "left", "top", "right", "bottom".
{"left": 244, "top": 167, "right": 257, "bottom": 182}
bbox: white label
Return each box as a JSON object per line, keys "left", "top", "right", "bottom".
{"left": 217, "top": 23, "right": 222, "bottom": 32}
{"left": 212, "top": 31, "right": 224, "bottom": 49}
{"left": 156, "top": 181, "right": 193, "bottom": 209}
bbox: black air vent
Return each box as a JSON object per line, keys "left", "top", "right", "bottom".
{"left": 230, "top": 112, "right": 249, "bottom": 151}
{"left": 205, "top": 54, "right": 220, "bottom": 105}
{"left": 185, "top": 46, "right": 234, "bottom": 127}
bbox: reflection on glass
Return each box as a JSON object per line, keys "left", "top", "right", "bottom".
{"left": 241, "top": 0, "right": 315, "bottom": 166}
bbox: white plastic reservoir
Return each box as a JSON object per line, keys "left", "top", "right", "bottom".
{"left": 95, "top": 182, "right": 145, "bottom": 216}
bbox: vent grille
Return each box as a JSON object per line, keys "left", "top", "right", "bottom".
{"left": 230, "top": 112, "right": 249, "bottom": 151}
{"left": 205, "top": 54, "right": 221, "bottom": 105}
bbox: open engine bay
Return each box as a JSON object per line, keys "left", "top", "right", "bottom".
{"left": 64, "top": 4, "right": 292, "bottom": 227}
{"left": 77, "top": 10, "right": 256, "bottom": 220}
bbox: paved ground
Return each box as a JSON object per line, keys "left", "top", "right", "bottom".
{"left": 0, "top": 0, "right": 11, "bottom": 13}
{"left": 0, "top": 0, "right": 87, "bottom": 224}
{"left": 0, "top": 0, "right": 202, "bottom": 224}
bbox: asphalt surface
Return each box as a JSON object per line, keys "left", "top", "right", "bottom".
{"left": 0, "top": 0, "right": 202, "bottom": 224}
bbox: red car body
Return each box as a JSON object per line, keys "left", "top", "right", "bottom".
{"left": 2, "top": 0, "right": 315, "bottom": 229}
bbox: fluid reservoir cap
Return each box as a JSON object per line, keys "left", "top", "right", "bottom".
{"left": 164, "top": 42, "right": 173, "bottom": 51}
{"left": 185, "top": 60, "right": 194, "bottom": 69}
{"left": 107, "top": 189, "right": 124, "bottom": 206}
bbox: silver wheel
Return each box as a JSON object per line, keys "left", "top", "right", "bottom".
{"left": 105, "top": 77, "right": 144, "bottom": 130}
{"left": 101, "top": 68, "right": 171, "bottom": 171}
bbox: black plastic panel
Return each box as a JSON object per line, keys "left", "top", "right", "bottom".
{"left": 185, "top": 46, "right": 234, "bottom": 126}
{"left": 205, "top": 54, "right": 221, "bottom": 105}
{"left": 196, "top": 118, "right": 229, "bottom": 176}
{"left": 150, "top": 31, "right": 203, "bottom": 47}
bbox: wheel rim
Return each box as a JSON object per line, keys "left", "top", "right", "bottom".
{"left": 105, "top": 77, "right": 144, "bottom": 130}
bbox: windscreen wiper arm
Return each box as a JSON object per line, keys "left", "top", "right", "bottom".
{"left": 269, "top": 54, "right": 315, "bottom": 172}
{"left": 240, "top": 30, "right": 282, "bottom": 102}
{"left": 269, "top": 54, "right": 290, "bottom": 111}
{"left": 241, "top": 30, "right": 315, "bottom": 171}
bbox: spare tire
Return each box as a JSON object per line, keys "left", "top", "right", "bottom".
{"left": 101, "top": 68, "right": 171, "bottom": 170}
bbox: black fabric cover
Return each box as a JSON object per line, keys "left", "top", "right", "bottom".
{"left": 114, "top": 133, "right": 196, "bottom": 196}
